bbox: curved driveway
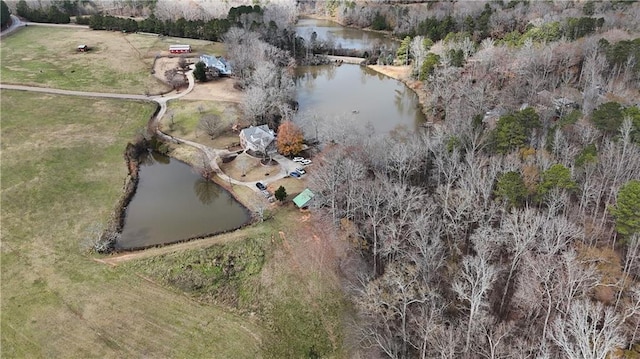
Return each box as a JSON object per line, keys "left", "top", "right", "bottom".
{"left": 0, "top": 66, "right": 298, "bottom": 193}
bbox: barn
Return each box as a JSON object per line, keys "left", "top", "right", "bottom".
{"left": 169, "top": 44, "right": 192, "bottom": 54}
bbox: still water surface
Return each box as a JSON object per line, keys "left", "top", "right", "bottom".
{"left": 294, "top": 64, "right": 425, "bottom": 134}
{"left": 296, "top": 18, "right": 397, "bottom": 50}
{"left": 295, "top": 19, "right": 424, "bottom": 134}
{"left": 117, "top": 153, "right": 249, "bottom": 249}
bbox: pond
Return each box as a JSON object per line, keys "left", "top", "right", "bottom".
{"left": 294, "top": 18, "right": 424, "bottom": 134}
{"left": 116, "top": 153, "right": 250, "bottom": 250}
{"left": 294, "top": 64, "right": 425, "bottom": 134}
{"left": 296, "top": 17, "right": 397, "bottom": 51}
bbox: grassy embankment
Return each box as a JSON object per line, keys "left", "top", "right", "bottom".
{"left": 0, "top": 26, "right": 224, "bottom": 94}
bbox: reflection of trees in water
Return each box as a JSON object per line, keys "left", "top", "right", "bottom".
{"left": 193, "top": 178, "right": 221, "bottom": 205}
{"left": 138, "top": 150, "right": 171, "bottom": 167}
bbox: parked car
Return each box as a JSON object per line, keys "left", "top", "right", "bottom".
{"left": 261, "top": 190, "right": 270, "bottom": 198}
{"left": 256, "top": 182, "right": 267, "bottom": 190}
{"left": 289, "top": 171, "right": 301, "bottom": 178}
{"left": 293, "top": 157, "right": 304, "bottom": 163}
{"left": 296, "top": 168, "right": 306, "bottom": 175}
{"left": 300, "top": 159, "right": 312, "bottom": 165}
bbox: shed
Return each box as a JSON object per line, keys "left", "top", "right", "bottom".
{"left": 293, "top": 189, "right": 315, "bottom": 209}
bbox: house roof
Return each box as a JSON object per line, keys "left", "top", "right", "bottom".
{"left": 293, "top": 188, "right": 315, "bottom": 208}
{"left": 240, "top": 125, "right": 275, "bottom": 151}
{"left": 199, "top": 54, "right": 232, "bottom": 75}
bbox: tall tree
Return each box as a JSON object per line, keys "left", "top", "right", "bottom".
{"left": 0, "top": 0, "right": 10, "bottom": 28}
{"left": 610, "top": 180, "right": 640, "bottom": 237}
{"left": 193, "top": 61, "right": 207, "bottom": 82}
{"left": 276, "top": 120, "right": 304, "bottom": 156}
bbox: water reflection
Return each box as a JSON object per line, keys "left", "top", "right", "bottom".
{"left": 193, "top": 178, "right": 220, "bottom": 205}
{"left": 296, "top": 18, "right": 397, "bottom": 51}
{"left": 117, "top": 154, "right": 249, "bottom": 249}
{"left": 294, "top": 64, "right": 425, "bottom": 135}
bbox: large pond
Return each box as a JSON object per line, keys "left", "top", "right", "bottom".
{"left": 116, "top": 153, "right": 250, "bottom": 250}
{"left": 294, "top": 65, "right": 425, "bottom": 134}
{"left": 295, "top": 18, "right": 425, "bottom": 134}
{"left": 296, "top": 17, "right": 397, "bottom": 50}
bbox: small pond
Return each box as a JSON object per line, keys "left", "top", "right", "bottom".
{"left": 116, "top": 152, "right": 250, "bottom": 250}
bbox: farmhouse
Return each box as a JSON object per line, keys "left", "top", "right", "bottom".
{"left": 169, "top": 44, "right": 192, "bottom": 54}
{"left": 199, "top": 54, "right": 233, "bottom": 76}
{"left": 239, "top": 125, "right": 275, "bottom": 154}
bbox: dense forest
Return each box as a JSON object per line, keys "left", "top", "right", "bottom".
{"left": 297, "top": 2, "right": 640, "bottom": 358}
{"left": 8, "top": 0, "right": 640, "bottom": 358}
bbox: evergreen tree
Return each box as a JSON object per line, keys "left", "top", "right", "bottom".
{"left": 1, "top": 0, "right": 10, "bottom": 28}
{"left": 610, "top": 180, "right": 640, "bottom": 237}
{"left": 275, "top": 186, "right": 287, "bottom": 202}
{"left": 194, "top": 61, "right": 208, "bottom": 82}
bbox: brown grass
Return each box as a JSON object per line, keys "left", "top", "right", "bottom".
{"left": 219, "top": 152, "right": 283, "bottom": 182}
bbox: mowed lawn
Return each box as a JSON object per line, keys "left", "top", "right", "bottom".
{"left": 0, "top": 26, "right": 224, "bottom": 94}
{"left": 0, "top": 90, "right": 263, "bottom": 358}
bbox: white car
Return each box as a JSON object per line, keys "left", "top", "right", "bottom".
{"left": 296, "top": 168, "right": 306, "bottom": 175}
{"left": 300, "top": 159, "right": 312, "bottom": 165}
{"left": 293, "top": 157, "right": 304, "bottom": 163}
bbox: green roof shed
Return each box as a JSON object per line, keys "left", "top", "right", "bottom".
{"left": 293, "top": 188, "right": 315, "bottom": 208}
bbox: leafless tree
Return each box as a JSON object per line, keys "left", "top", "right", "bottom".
{"left": 197, "top": 114, "right": 226, "bottom": 139}
{"left": 453, "top": 228, "right": 499, "bottom": 352}
{"left": 550, "top": 299, "right": 624, "bottom": 359}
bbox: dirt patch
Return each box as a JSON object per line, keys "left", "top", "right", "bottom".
{"left": 184, "top": 77, "right": 245, "bottom": 103}
{"left": 220, "top": 152, "right": 282, "bottom": 182}
{"left": 368, "top": 64, "right": 411, "bottom": 81}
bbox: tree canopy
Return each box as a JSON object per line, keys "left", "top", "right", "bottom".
{"left": 1, "top": 0, "right": 10, "bottom": 28}
{"left": 274, "top": 186, "right": 287, "bottom": 202}
{"left": 610, "top": 180, "right": 640, "bottom": 237}
{"left": 276, "top": 121, "right": 304, "bottom": 156}
{"left": 495, "top": 171, "right": 527, "bottom": 208}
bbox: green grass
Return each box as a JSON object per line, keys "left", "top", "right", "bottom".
{"left": 0, "top": 90, "right": 263, "bottom": 358}
{"left": 0, "top": 27, "right": 224, "bottom": 94}
{"left": 122, "top": 206, "right": 348, "bottom": 358}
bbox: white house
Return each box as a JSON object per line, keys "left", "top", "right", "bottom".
{"left": 239, "top": 125, "right": 275, "bottom": 154}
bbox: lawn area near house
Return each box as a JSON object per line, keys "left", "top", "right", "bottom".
{"left": 0, "top": 90, "right": 263, "bottom": 358}
{"left": 161, "top": 99, "right": 241, "bottom": 148}
{"left": 0, "top": 26, "right": 224, "bottom": 94}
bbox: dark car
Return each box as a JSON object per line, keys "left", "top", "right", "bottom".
{"left": 289, "top": 171, "right": 301, "bottom": 178}
{"left": 256, "top": 182, "right": 267, "bottom": 190}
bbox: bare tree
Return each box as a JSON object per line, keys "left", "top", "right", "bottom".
{"left": 550, "top": 299, "right": 624, "bottom": 359}
{"left": 453, "top": 228, "right": 499, "bottom": 352}
{"left": 197, "top": 114, "right": 226, "bottom": 139}
{"left": 498, "top": 208, "right": 544, "bottom": 315}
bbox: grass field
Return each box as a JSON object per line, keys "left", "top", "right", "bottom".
{"left": 0, "top": 27, "right": 224, "bottom": 94}
{"left": 0, "top": 90, "right": 264, "bottom": 358}
{"left": 1, "top": 90, "right": 348, "bottom": 357}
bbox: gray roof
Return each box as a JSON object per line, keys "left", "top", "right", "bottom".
{"left": 240, "top": 125, "right": 275, "bottom": 151}
{"left": 199, "top": 54, "right": 232, "bottom": 75}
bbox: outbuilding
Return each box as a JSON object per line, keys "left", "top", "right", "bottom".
{"left": 293, "top": 189, "right": 315, "bottom": 209}
{"left": 169, "top": 44, "right": 192, "bottom": 54}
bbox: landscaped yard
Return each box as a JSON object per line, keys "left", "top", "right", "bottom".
{"left": 0, "top": 27, "right": 224, "bottom": 94}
